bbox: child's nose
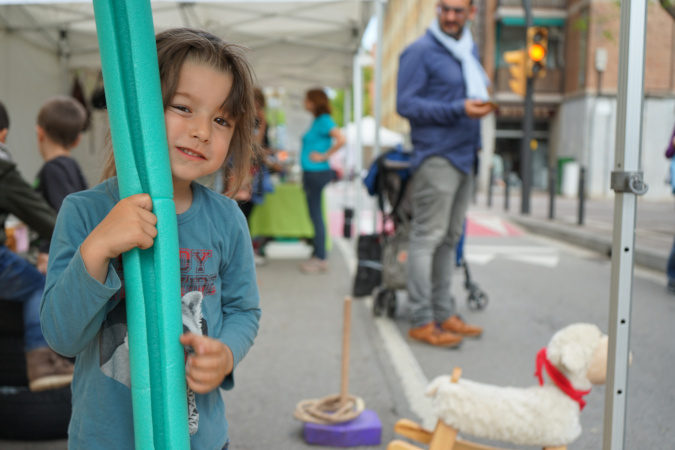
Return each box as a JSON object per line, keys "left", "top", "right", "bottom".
{"left": 191, "top": 117, "right": 210, "bottom": 142}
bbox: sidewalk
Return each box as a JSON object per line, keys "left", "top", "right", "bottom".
{"left": 472, "top": 190, "right": 674, "bottom": 274}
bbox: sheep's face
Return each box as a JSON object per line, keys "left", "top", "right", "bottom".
{"left": 586, "top": 335, "right": 608, "bottom": 385}
{"left": 546, "top": 323, "right": 606, "bottom": 390}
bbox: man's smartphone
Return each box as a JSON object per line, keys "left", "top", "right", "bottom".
{"left": 476, "top": 100, "right": 498, "bottom": 109}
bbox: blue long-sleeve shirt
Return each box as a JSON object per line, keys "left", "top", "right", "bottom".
{"left": 397, "top": 30, "right": 482, "bottom": 174}
{"left": 40, "top": 178, "right": 261, "bottom": 449}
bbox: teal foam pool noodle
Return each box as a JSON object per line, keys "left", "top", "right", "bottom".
{"left": 92, "top": 1, "right": 189, "bottom": 448}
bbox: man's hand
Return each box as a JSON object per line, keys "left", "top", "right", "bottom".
{"left": 180, "top": 333, "right": 233, "bottom": 394}
{"left": 465, "top": 99, "right": 495, "bottom": 119}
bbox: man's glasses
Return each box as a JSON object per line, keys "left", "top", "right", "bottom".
{"left": 437, "top": 4, "right": 469, "bottom": 16}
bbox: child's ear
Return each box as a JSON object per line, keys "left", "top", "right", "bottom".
{"left": 71, "top": 133, "right": 82, "bottom": 149}
{"left": 35, "top": 125, "right": 45, "bottom": 142}
{"left": 0, "top": 128, "right": 7, "bottom": 143}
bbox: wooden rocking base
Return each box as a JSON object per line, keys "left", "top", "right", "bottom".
{"left": 386, "top": 368, "right": 567, "bottom": 450}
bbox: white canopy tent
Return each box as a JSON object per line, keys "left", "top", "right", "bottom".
{"left": 0, "top": 1, "right": 650, "bottom": 448}
{"left": 330, "top": 115, "right": 403, "bottom": 177}
{"left": 344, "top": 115, "right": 403, "bottom": 149}
{"left": 0, "top": 0, "right": 374, "bottom": 181}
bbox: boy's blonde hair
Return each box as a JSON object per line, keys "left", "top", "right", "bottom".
{"left": 37, "top": 95, "right": 87, "bottom": 148}
{"left": 101, "top": 28, "right": 258, "bottom": 195}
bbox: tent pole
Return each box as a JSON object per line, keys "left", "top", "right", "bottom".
{"left": 344, "top": 86, "right": 352, "bottom": 174}
{"left": 353, "top": 48, "right": 364, "bottom": 239}
{"left": 343, "top": 86, "right": 352, "bottom": 236}
{"left": 603, "top": 0, "right": 648, "bottom": 448}
{"left": 371, "top": 0, "right": 384, "bottom": 233}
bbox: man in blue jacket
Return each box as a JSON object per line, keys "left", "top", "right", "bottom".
{"left": 397, "top": 0, "right": 494, "bottom": 347}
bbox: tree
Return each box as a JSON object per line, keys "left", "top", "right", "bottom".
{"left": 660, "top": 0, "right": 675, "bottom": 20}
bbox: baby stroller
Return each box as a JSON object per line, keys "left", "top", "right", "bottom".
{"left": 363, "top": 146, "right": 488, "bottom": 317}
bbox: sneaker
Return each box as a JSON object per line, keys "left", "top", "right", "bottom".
{"left": 26, "top": 347, "right": 74, "bottom": 392}
{"left": 408, "top": 322, "right": 463, "bottom": 348}
{"left": 440, "top": 315, "right": 483, "bottom": 337}
{"left": 299, "top": 257, "right": 328, "bottom": 274}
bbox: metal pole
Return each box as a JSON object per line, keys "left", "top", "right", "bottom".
{"left": 548, "top": 166, "right": 556, "bottom": 220}
{"left": 343, "top": 87, "right": 353, "bottom": 238}
{"left": 603, "top": 0, "right": 648, "bottom": 448}
{"left": 520, "top": 0, "right": 533, "bottom": 215}
{"left": 487, "top": 166, "right": 494, "bottom": 208}
{"left": 343, "top": 87, "right": 352, "bottom": 178}
{"left": 504, "top": 172, "right": 510, "bottom": 212}
{"left": 578, "top": 166, "right": 586, "bottom": 225}
{"left": 353, "top": 50, "right": 364, "bottom": 239}
{"left": 371, "top": 0, "right": 384, "bottom": 233}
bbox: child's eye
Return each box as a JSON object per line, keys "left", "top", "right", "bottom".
{"left": 215, "top": 117, "right": 231, "bottom": 127}
{"left": 171, "top": 105, "right": 190, "bottom": 113}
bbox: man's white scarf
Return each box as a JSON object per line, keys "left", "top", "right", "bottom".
{"left": 429, "top": 19, "right": 489, "bottom": 101}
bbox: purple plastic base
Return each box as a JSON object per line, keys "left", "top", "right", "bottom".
{"left": 303, "top": 409, "right": 382, "bottom": 447}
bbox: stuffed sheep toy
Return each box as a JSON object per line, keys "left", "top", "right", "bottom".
{"left": 426, "top": 323, "right": 613, "bottom": 448}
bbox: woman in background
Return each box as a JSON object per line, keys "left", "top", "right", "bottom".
{"left": 299, "top": 88, "right": 345, "bottom": 274}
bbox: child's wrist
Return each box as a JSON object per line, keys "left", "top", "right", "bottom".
{"left": 80, "top": 238, "right": 111, "bottom": 283}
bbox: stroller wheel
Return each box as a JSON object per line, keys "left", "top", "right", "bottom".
{"left": 467, "top": 289, "right": 488, "bottom": 310}
{"left": 373, "top": 289, "right": 386, "bottom": 317}
{"left": 385, "top": 290, "right": 397, "bottom": 318}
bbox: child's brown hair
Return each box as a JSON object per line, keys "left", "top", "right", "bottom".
{"left": 37, "top": 96, "right": 87, "bottom": 148}
{"left": 101, "top": 28, "right": 257, "bottom": 195}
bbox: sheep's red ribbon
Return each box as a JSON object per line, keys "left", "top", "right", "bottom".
{"left": 535, "top": 347, "right": 591, "bottom": 411}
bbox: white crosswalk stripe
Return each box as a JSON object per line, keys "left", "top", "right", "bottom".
{"left": 464, "top": 245, "right": 560, "bottom": 268}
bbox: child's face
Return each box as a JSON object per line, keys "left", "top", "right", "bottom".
{"left": 165, "top": 61, "right": 234, "bottom": 190}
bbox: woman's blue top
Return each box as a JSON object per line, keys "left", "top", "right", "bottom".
{"left": 301, "top": 113, "right": 336, "bottom": 172}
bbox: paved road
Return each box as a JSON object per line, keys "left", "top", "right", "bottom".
{"left": 377, "top": 213, "right": 675, "bottom": 450}
{"left": 3, "top": 185, "right": 673, "bottom": 450}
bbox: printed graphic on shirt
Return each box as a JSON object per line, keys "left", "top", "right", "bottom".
{"left": 180, "top": 249, "right": 216, "bottom": 297}
{"left": 99, "top": 247, "right": 216, "bottom": 433}
{"left": 99, "top": 291, "right": 208, "bottom": 434}
{"left": 109, "top": 248, "right": 218, "bottom": 302}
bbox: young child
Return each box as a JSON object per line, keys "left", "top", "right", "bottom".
{"left": 33, "top": 95, "right": 89, "bottom": 272}
{"left": 34, "top": 95, "right": 89, "bottom": 213}
{"left": 40, "top": 28, "right": 261, "bottom": 449}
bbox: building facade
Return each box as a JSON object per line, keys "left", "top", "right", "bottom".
{"left": 381, "top": 0, "right": 675, "bottom": 199}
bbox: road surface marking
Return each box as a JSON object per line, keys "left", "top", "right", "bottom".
{"left": 464, "top": 245, "right": 560, "bottom": 267}
{"left": 335, "top": 236, "right": 436, "bottom": 429}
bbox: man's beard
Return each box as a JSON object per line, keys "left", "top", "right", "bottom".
{"left": 441, "top": 21, "right": 463, "bottom": 39}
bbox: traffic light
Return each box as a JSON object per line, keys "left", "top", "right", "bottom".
{"left": 526, "top": 26, "right": 548, "bottom": 78}
{"left": 503, "top": 49, "right": 527, "bottom": 97}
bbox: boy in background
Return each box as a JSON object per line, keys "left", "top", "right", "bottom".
{"left": 34, "top": 95, "right": 88, "bottom": 213}
{"left": 33, "top": 95, "right": 88, "bottom": 272}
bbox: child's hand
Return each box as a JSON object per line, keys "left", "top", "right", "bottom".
{"left": 80, "top": 193, "right": 157, "bottom": 283}
{"left": 180, "top": 333, "right": 233, "bottom": 394}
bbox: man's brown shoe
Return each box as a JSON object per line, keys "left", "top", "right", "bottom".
{"left": 26, "top": 347, "right": 74, "bottom": 392}
{"left": 440, "top": 315, "right": 483, "bottom": 337}
{"left": 408, "top": 323, "right": 463, "bottom": 348}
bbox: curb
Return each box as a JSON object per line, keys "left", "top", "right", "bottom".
{"left": 509, "top": 216, "right": 668, "bottom": 273}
